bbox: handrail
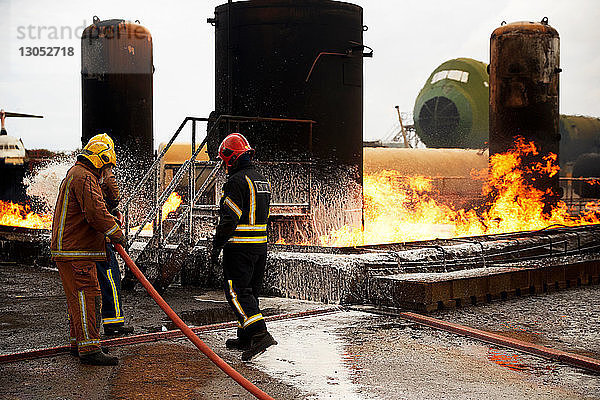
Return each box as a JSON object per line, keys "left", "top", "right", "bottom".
{"left": 123, "top": 113, "right": 316, "bottom": 253}
{"left": 164, "top": 160, "right": 223, "bottom": 244}
{"left": 122, "top": 117, "right": 208, "bottom": 211}
{"left": 122, "top": 114, "right": 314, "bottom": 214}
{"left": 128, "top": 159, "right": 191, "bottom": 245}
{"left": 123, "top": 116, "right": 222, "bottom": 246}
{"left": 127, "top": 119, "right": 219, "bottom": 245}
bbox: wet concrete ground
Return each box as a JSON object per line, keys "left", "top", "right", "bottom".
{"left": 1, "top": 262, "right": 599, "bottom": 399}
{"left": 435, "top": 285, "right": 600, "bottom": 360}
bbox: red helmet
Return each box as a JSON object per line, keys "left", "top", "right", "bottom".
{"left": 218, "top": 133, "right": 255, "bottom": 167}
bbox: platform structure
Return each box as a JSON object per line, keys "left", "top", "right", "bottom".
{"left": 118, "top": 114, "right": 319, "bottom": 292}
{"left": 2, "top": 221, "right": 600, "bottom": 313}
{"left": 257, "top": 225, "right": 600, "bottom": 311}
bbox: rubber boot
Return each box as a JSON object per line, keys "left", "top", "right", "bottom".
{"left": 71, "top": 346, "right": 110, "bottom": 356}
{"left": 104, "top": 325, "right": 134, "bottom": 336}
{"left": 226, "top": 337, "right": 250, "bottom": 351}
{"left": 226, "top": 327, "right": 250, "bottom": 350}
{"left": 241, "top": 331, "right": 277, "bottom": 361}
{"left": 79, "top": 351, "right": 118, "bottom": 366}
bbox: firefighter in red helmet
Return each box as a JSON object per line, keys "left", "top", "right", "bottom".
{"left": 211, "top": 132, "right": 277, "bottom": 361}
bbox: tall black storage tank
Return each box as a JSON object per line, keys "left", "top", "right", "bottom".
{"left": 81, "top": 17, "right": 154, "bottom": 174}
{"left": 210, "top": 0, "right": 364, "bottom": 171}
{"left": 210, "top": 0, "right": 366, "bottom": 241}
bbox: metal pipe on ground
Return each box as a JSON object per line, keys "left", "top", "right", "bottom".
{"left": 355, "top": 306, "right": 600, "bottom": 374}
{"left": 0, "top": 307, "right": 341, "bottom": 364}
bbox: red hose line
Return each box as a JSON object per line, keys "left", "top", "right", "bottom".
{"left": 114, "top": 244, "right": 276, "bottom": 400}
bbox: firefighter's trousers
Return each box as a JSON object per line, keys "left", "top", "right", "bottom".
{"left": 96, "top": 243, "right": 125, "bottom": 328}
{"left": 56, "top": 260, "right": 102, "bottom": 355}
{"left": 223, "top": 246, "right": 267, "bottom": 339}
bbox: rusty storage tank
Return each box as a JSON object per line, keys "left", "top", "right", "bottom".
{"left": 209, "top": 0, "right": 365, "bottom": 171}
{"left": 81, "top": 17, "right": 154, "bottom": 174}
{"left": 490, "top": 18, "right": 560, "bottom": 207}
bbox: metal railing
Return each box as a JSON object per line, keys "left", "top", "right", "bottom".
{"left": 122, "top": 116, "right": 211, "bottom": 248}
{"left": 559, "top": 176, "right": 600, "bottom": 214}
{"left": 121, "top": 114, "right": 316, "bottom": 262}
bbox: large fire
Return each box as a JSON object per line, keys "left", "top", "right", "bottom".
{"left": 320, "top": 138, "right": 600, "bottom": 246}
{"left": 134, "top": 192, "right": 183, "bottom": 232}
{"left": 0, "top": 201, "right": 52, "bottom": 230}
{"left": 2, "top": 139, "right": 599, "bottom": 246}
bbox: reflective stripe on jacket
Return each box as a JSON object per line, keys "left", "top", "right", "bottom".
{"left": 213, "top": 163, "right": 271, "bottom": 249}
{"left": 50, "top": 161, "right": 125, "bottom": 261}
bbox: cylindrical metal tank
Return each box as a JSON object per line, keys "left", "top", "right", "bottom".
{"left": 413, "top": 58, "right": 489, "bottom": 149}
{"left": 490, "top": 19, "right": 561, "bottom": 206}
{"left": 81, "top": 17, "right": 154, "bottom": 174}
{"left": 559, "top": 115, "right": 600, "bottom": 166}
{"left": 210, "top": 0, "right": 364, "bottom": 170}
{"left": 572, "top": 153, "right": 600, "bottom": 198}
{"left": 364, "top": 147, "right": 488, "bottom": 177}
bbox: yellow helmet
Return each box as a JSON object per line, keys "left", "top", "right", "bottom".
{"left": 81, "top": 133, "right": 116, "bottom": 169}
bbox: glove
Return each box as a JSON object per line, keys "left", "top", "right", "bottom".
{"left": 210, "top": 245, "right": 221, "bottom": 265}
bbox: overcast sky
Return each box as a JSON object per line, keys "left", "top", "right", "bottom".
{"left": 1, "top": 0, "right": 598, "bottom": 150}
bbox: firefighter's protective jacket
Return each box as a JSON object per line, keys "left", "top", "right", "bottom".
{"left": 51, "top": 160, "right": 125, "bottom": 261}
{"left": 213, "top": 161, "right": 271, "bottom": 250}
{"left": 100, "top": 166, "right": 120, "bottom": 214}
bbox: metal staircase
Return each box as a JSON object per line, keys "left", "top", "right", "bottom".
{"left": 119, "top": 114, "right": 316, "bottom": 291}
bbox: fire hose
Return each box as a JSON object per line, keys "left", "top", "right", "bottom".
{"left": 114, "top": 244, "right": 276, "bottom": 400}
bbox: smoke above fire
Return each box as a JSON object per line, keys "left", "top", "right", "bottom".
{"left": 320, "top": 138, "right": 600, "bottom": 246}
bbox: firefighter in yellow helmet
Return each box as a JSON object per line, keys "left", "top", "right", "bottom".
{"left": 81, "top": 133, "right": 117, "bottom": 168}
{"left": 51, "top": 133, "right": 126, "bottom": 365}
{"left": 87, "top": 135, "right": 136, "bottom": 336}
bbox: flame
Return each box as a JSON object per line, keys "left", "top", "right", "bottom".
{"left": 0, "top": 201, "right": 52, "bottom": 230}
{"left": 321, "top": 138, "right": 600, "bottom": 246}
{"left": 134, "top": 192, "right": 183, "bottom": 232}
{"left": 162, "top": 192, "right": 183, "bottom": 216}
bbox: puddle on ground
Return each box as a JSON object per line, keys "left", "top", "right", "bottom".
{"left": 248, "top": 311, "right": 374, "bottom": 400}
{"left": 157, "top": 306, "right": 280, "bottom": 331}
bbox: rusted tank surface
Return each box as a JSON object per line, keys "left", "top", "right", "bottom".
{"left": 81, "top": 17, "right": 154, "bottom": 174}
{"left": 210, "top": 0, "right": 364, "bottom": 171}
{"left": 489, "top": 18, "right": 560, "bottom": 206}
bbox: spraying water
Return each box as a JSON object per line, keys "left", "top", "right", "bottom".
{"left": 24, "top": 155, "right": 76, "bottom": 213}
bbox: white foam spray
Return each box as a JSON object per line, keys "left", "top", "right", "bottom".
{"left": 24, "top": 154, "right": 76, "bottom": 213}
